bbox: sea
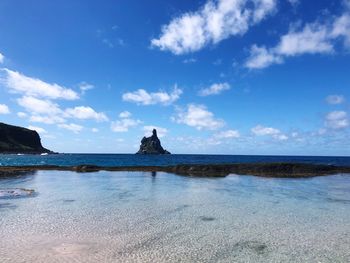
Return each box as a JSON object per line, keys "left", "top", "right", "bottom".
{"left": 1, "top": 154, "right": 350, "bottom": 262}
{"left": 0, "top": 153, "right": 350, "bottom": 166}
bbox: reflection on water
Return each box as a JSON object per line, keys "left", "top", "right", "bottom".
{"left": 0, "top": 171, "right": 349, "bottom": 262}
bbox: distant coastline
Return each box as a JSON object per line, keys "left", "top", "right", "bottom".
{"left": 1, "top": 162, "right": 350, "bottom": 178}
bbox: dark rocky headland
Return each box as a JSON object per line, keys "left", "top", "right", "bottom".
{"left": 136, "top": 129, "right": 170, "bottom": 154}
{"left": 1, "top": 163, "right": 349, "bottom": 178}
{"left": 0, "top": 122, "right": 53, "bottom": 154}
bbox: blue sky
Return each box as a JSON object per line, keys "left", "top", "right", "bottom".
{"left": 0, "top": 0, "right": 349, "bottom": 155}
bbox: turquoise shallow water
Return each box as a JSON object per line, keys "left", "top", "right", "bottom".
{"left": 1, "top": 171, "right": 350, "bottom": 262}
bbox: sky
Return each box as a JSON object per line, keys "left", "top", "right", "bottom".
{"left": 0, "top": 0, "right": 349, "bottom": 155}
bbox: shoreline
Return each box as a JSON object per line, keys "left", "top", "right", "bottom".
{"left": 1, "top": 162, "right": 350, "bottom": 178}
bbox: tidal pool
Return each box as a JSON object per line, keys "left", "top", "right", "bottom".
{"left": 0, "top": 171, "right": 349, "bottom": 262}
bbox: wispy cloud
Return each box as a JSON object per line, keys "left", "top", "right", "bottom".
{"left": 214, "top": 129, "right": 240, "bottom": 138}
{"left": 122, "top": 85, "right": 182, "bottom": 106}
{"left": 151, "top": 0, "right": 277, "bottom": 54}
{"left": 58, "top": 123, "right": 83, "bottom": 134}
{"left": 198, "top": 82, "right": 230, "bottom": 96}
{"left": 2, "top": 69, "right": 79, "bottom": 100}
{"left": 0, "top": 53, "right": 4, "bottom": 64}
{"left": 79, "top": 82, "right": 94, "bottom": 94}
{"left": 251, "top": 125, "right": 288, "bottom": 140}
{"left": 326, "top": 94, "right": 345, "bottom": 105}
{"left": 245, "top": 6, "right": 350, "bottom": 69}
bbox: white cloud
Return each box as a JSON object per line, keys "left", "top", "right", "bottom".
{"left": 79, "top": 82, "right": 94, "bottom": 93}
{"left": 65, "top": 106, "right": 108, "bottom": 122}
{"left": 173, "top": 104, "right": 225, "bottom": 130}
{"left": 275, "top": 23, "right": 333, "bottom": 56}
{"left": 122, "top": 86, "right": 182, "bottom": 105}
{"left": 119, "top": 111, "right": 132, "bottom": 118}
{"left": 331, "top": 14, "right": 350, "bottom": 48}
{"left": 2, "top": 69, "right": 78, "bottom": 100}
{"left": 198, "top": 82, "right": 230, "bottom": 96}
{"left": 0, "top": 53, "right": 4, "bottom": 64}
{"left": 29, "top": 115, "right": 66, "bottom": 124}
{"left": 214, "top": 129, "right": 240, "bottom": 138}
{"left": 0, "top": 104, "right": 10, "bottom": 114}
{"left": 111, "top": 118, "right": 141, "bottom": 132}
{"left": 325, "top": 111, "right": 349, "bottom": 129}
{"left": 245, "top": 45, "right": 282, "bottom": 69}
{"left": 17, "top": 112, "right": 27, "bottom": 118}
{"left": 92, "top": 128, "right": 99, "bottom": 133}
{"left": 151, "top": 0, "right": 276, "bottom": 54}
{"left": 251, "top": 125, "right": 288, "bottom": 140}
{"left": 143, "top": 126, "right": 168, "bottom": 138}
{"left": 17, "top": 96, "right": 62, "bottom": 115}
{"left": 326, "top": 95, "right": 345, "bottom": 105}
{"left": 58, "top": 123, "right": 83, "bottom": 133}
{"left": 245, "top": 8, "right": 350, "bottom": 69}
{"left": 27, "top": 125, "right": 47, "bottom": 134}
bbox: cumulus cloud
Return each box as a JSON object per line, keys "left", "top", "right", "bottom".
{"left": 244, "top": 45, "right": 282, "bottom": 69}
{"left": 17, "top": 96, "right": 107, "bottom": 125}
{"left": 27, "top": 125, "right": 47, "bottom": 134}
{"left": 251, "top": 125, "right": 288, "bottom": 140}
{"left": 0, "top": 53, "right": 4, "bottom": 64}
{"left": 1, "top": 69, "right": 78, "bottom": 100}
{"left": 151, "top": 0, "right": 276, "bottom": 54}
{"left": 58, "top": 123, "right": 83, "bottom": 133}
{"left": 326, "top": 95, "right": 345, "bottom": 105}
{"left": 173, "top": 104, "right": 224, "bottom": 130}
{"left": 17, "top": 96, "right": 62, "bottom": 115}
{"left": 92, "top": 128, "right": 99, "bottom": 133}
{"left": 111, "top": 111, "right": 142, "bottom": 132}
{"left": 198, "top": 82, "right": 230, "bottom": 96}
{"left": 245, "top": 7, "right": 350, "bottom": 69}
{"left": 122, "top": 86, "right": 182, "bottom": 105}
{"left": 0, "top": 104, "right": 10, "bottom": 114}
{"left": 325, "top": 111, "right": 349, "bottom": 129}
{"left": 214, "top": 129, "right": 240, "bottom": 138}
{"left": 143, "top": 126, "right": 168, "bottom": 138}
{"left": 65, "top": 106, "right": 108, "bottom": 122}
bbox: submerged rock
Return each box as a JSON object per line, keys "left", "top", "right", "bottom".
{"left": 136, "top": 129, "right": 170, "bottom": 155}
{"left": 0, "top": 188, "right": 35, "bottom": 199}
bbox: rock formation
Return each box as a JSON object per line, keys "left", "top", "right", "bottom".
{"left": 136, "top": 129, "right": 170, "bottom": 154}
{"left": 0, "top": 122, "right": 52, "bottom": 154}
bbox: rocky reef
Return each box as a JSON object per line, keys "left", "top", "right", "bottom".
{"left": 0, "top": 122, "right": 52, "bottom": 154}
{"left": 1, "top": 163, "right": 349, "bottom": 178}
{"left": 136, "top": 129, "right": 170, "bottom": 154}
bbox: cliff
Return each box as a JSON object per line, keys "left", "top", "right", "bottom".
{"left": 0, "top": 122, "right": 52, "bottom": 154}
{"left": 136, "top": 129, "right": 170, "bottom": 154}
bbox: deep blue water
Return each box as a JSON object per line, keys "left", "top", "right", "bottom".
{"left": 0, "top": 153, "right": 349, "bottom": 167}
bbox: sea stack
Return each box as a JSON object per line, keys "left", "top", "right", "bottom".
{"left": 136, "top": 129, "right": 171, "bottom": 154}
{"left": 0, "top": 122, "right": 53, "bottom": 154}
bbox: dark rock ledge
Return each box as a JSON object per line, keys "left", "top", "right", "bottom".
{"left": 1, "top": 163, "right": 350, "bottom": 178}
